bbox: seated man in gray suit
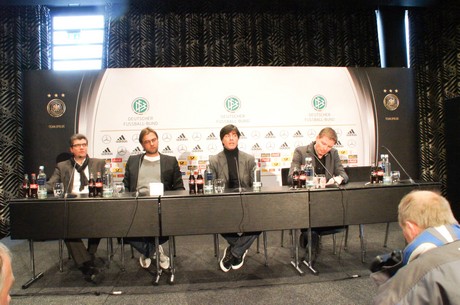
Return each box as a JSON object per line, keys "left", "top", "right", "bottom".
{"left": 288, "top": 127, "right": 349, "bottom": 263}
{"left": 209, "top": 124, "right": 259, "bottom": 272}
{"left": 46, "top": 133, "right": 106, "bottom": 284}
{"left": 123, "top": 127, "right": 185, "bottom": 270}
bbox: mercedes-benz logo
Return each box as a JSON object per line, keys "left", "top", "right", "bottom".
{"left": 266, "top": 142, "right": 276, "bottom": 150}
{"left": 279, "top": 130, "right": 289, "bottom": 139}
{"left": 177, "top": 144, "right": 187, "bottom": 153}
{"left": 192, "top": 132, "right": 202, "bottom": 141}
{"left": 162, "top": 133, "right": 172, "bottom": 142}
{"left": 102, "top": 135, "right": 111, "bottom": 144}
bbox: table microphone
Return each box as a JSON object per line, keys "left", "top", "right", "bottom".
{"left": 234, "top": 156, "right": 245, "bottom": 192}
{"left": 64, "top": 159, "right": 77, "bottom": 199}
{"left": 381, "top": 145, "right": 415, "bottom": 184}
{"left": 306, "top": 148, "right": 341, "bottom": 187}
{"left": 134, "top": 153, "right": 144, "bottom": 199}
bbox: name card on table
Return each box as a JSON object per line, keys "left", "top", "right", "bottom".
{"left": 149, "top": 183, "right": 164, "bottom": 196}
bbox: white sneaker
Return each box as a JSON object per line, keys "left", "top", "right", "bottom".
{"left": 157, "top": 245, "right": 170, "bottom": 270}
{"left": 139, "top": 255, "right": 151, "bottom": 269}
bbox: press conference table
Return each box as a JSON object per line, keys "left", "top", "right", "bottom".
{"left": 9, "top": 181, "right": 440, "bottom": 286}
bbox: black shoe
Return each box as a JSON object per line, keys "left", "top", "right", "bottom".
{"left": 85, "top": 267, "right": 104, "bottom": 284}
{"left": 231, "top": 250, "right": 248, "bottom": 270}
{"left": 220, "top": 247, "right": 234, "bottom": 272}
{"left": 80, "top": 262, "right": 104, "bottom": 285}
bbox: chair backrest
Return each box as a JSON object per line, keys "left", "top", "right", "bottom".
{"left": 344, "top": 166, "right": 371, "bottom": 183}
{"left": 281, "top": 168, "right": 290, "bottom": 186}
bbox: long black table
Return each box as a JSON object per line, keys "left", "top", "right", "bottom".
{"left": 9, "top": 195, "right": 161, "bottom": 287}
{"left": 9, "top": 181, "right": 440, "bottom": 285}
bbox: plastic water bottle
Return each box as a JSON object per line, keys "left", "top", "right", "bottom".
{"left": 382, "top": 154, "right": 392, "bottom": 185}
{"left": 204, "top": 162, "right": 214, "bottom": 193}
{"left": 37, "top": 166, "right": 47, "bottom": 199}
{"left": 103, "top": 163, "right": 113, "bottom": 197}
{"left": 252, "top": 158, "right": 262, "bottom": 192}
{"left": 304, "top": 157, "right": 315, "bottom": 188}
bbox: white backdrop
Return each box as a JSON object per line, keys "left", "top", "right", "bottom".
{"left": 79, "top": 67, "right": 377, "bottom": 186}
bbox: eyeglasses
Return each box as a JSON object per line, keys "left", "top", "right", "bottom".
{"left": 142, "top": 138, "right": 157, "bottom": 145}
{"left": 71, "top": 143, "right": 87, "bottom": 148}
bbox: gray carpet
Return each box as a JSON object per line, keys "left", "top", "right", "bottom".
{"left": 4, "top": 223, "right": 405, "bottom": 305}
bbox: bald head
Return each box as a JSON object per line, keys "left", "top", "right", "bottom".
{"left": 398, "top": 190, "right": 458, "bottom": 242}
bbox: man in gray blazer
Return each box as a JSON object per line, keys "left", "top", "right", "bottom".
{"left": 46, "top": 134, "right": 106, "bottom": 284}
{"left": 123, "top": 127, "right": 184, "bottom": 270}
{"left": 288, "top": 127, "right": 349, "bottom": 263}
{"left": 209, "top": 124, "right": 259, "bottom": 272}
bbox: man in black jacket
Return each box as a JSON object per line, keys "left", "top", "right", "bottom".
{"left": 123, "top": 127, "right": 184, "bottom": 270}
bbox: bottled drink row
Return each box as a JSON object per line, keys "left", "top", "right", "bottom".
{"left": 370, "top": 154, "right": 393, "bottom": 184}
{"left": 22, "top": 165, "right": 47, "bottom": 199}
{"left": 21, "top": 163, "right": 116, "bottom": 199}
{"left": 291, "top": 157, "right": 315, "bottom": 189}
{"left": 188, "top": 159, "right": 262, "bottom": 194}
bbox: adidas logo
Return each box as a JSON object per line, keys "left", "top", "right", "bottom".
{"left": 116, "top": 135, "right": 128, "bottom": 143}
{"left": 176, "top": 133, "right": 188, "bottom": 141}
{"left": 251, "top": 143, "right": 262, "bottom": 150}
{"left": 265, "top": 131, "right": 276, "bottom": 138}
{"left": 162, "top": 146, "right": 174, "bottom": 154}
{"left": 239, "top": 132, "right": 247, "bottom": 139}
{"left": 101, "top": 147, "right": 113, "bottom": 155}
{"left": 293, "top": 130, "right": 303, "bottom": 138}
{"left": 207, "top": 132, "right": 218, "bottom": 140}
{"left": 192, "top": 145, "right": 203, "bottom": 152}
{"left": 131, "top": 147, "right": 143, "bottom": 155}
{"left": 347, "top": 129, "right": 357, "bottom": 136}
{"left": 280, "top": 142, "right": 290, "bottom": 150}
{"left": 335, "top": 140, "right": 344, "bottom": 147}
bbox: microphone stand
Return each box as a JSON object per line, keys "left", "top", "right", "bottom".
{"left": 302, "top": 148, "right": 344, "bottom": 275}
{"left": 234, "top": 156, "right": 243, "bottom": 193}
{"left": 381, "top": 145, "right": 415, "bottom": 184}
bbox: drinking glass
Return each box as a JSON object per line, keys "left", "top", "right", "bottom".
{"left": 391, "top": 171, "right": 401, "bottom": 183}
{"left": 214, "top": 179, "right": 224, "bottom": 193}
{"left": 114, "top": 182, "right": 125, "bottom": 197}
{"left": 315, "top": 174, "right": 326, "bottom": 189}
{"left": 53, "top": 182, "right": 64, "bottom": 198}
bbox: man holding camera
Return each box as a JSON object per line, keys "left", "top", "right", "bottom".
{"left": 372, "top": 190, "right": 460, "bottom": 305}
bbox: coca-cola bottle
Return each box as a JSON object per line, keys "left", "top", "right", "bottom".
{"left": 370, "top": 163, "right": 378, "bottom": 184}
{"left": 377, "top": 162, "right": 384, "bottom": 183}
{"left": 292, "top": 167, "right": 299, "bottom": 189}
{"left": 299, "top": 165, "right": 306, "bottom": 188}
{"left": 22, "top": 173, "right": 30, "bottom": 198}
{"left": 189, "top": 169, "right": 196, "bottom": 194}
{"left": 29, "top": 173, "right": 38, "bottom": 199}
{"left": 88, "top": 173, "right": 96, "bottom": 197}
{"left": 196, "top": 170, "right": 204, "bottom": 194}
{"left": 95, "top": 171, "right": 103, "bottom": 197}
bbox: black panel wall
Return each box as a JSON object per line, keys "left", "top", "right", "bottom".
{"left": 445, "top": 97, "right": 460, "bottom": 219}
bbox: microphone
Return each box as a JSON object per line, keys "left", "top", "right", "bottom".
{"left": 234, "top": 156, "right": 244, "bottom": 192}
{"left": 134, "top": 153, "right": 144, "bottom": 198}
{"left": 381, "top": 146, "right": 415, "bottom": 184}
{"left": 64, "top": 158, "right": 77, "bottom": 199}
{"left": 306, "top": 148, "right": 341, "bottom": 187}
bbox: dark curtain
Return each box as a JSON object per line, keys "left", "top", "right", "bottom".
{"left": 104, "top": 0, "right": 380, "bottom": 68}
{"left": 409, "top": 0, "right": 460, "bottom": 196}
{"left": 0, "top": 6, "right": 51, "bottom": 237}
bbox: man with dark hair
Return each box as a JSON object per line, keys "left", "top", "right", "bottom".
{"left": 46, "top": 133, "right": 106, "bottom": 284}
{"left": 288, "top": 127, "right": 349, "bottom": 263}
{"left": 209, "top": 124, "right": 259, "bottom": 272}
{"left": 372, "top": 190, "right": 460, "bottom": 304}
{"left": 123, "top": 127, "right": 184, "bottom": 270}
